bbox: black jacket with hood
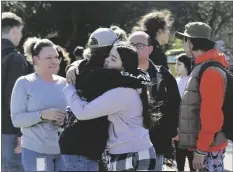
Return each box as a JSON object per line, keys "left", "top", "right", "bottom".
{"left": 2, "top": 39, "right": 28, "bottom": 136}
{"left": 147, "top": 60, "right": 181, "bottom": 155}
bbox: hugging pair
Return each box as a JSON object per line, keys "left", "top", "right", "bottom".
{"left": 60, "top": 28, "right": 159, "bottom": 171}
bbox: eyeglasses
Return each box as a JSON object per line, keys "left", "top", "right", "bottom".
{"left": 130, "top": 43, "right": 149, "bottom": 50}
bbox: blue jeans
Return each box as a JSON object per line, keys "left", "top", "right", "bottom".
{"left": 155, "top": 154, "right": 164, "bottom": 171}
{"left": 21, "top": 148, "right": 63, "bottom": 171}
{"left": 61, "top": 155, "right": 99, "bottom": 171}
{"left": 1, "top": 134, "right": 24, "bottom": 172}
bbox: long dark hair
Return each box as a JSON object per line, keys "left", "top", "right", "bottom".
{"left": 115, "top": 43, "right": 139, "bottom": 73}
{"left": 115, "top": 43, "right": 158, "bottom": 129}
{"left": 134, "top": 10, "right": 172, "bottom": 38}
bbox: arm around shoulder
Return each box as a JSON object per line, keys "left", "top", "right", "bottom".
{"left": 64, "top": 85, "right": 128, "bottom": 120}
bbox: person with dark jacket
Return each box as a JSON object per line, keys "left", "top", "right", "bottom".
{"left": 60, "top": 28, "right": 119, "bottom": 171}
{"left": 62, "top": 42, "right": 157, "bottom": 171}
{"left": 147, "top": 60, "right": 181, "bottom": 170}
{"left": 1, "top": 12, "right": 26, "bottom": 172}
{"left": 134, "top": 10, "right": 173, "bottom": 70}
{"left": 128, "top": 31, "right": 181, "bottom": 171}
{"left": 150, "top": 38, "right": 169, "bottom": 70}
{"left": 63, "top": 29, "right": 166, "bottom": 171}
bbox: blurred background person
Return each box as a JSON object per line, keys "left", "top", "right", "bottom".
{"left": 73, "top": 45, "right": 84, "bottom": 61}
{"left": 110, "top": 25, "right": 128, "bottom": 41}
{"left": 56, "top": 45, "right": 70, "bottom": 78}
{"left": 2, "top": 11, "right": 26, "bottom": 172}
{"left": 174, "top": 53, "right": 194, "bottom": 171}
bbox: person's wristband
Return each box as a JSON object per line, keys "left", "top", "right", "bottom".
{"left": 195, "top": 149, "right": 206, "bottom": 156}
{"left": 40, "top": 111, "right": 45, "bottom": 120}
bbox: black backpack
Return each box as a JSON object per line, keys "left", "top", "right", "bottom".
{"left": 199, "top": 61, "right": 233, "bottom": 142}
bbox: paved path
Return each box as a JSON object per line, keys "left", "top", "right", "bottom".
{"left": 164, "top": 140, "right": 233, "bottom": 171}
{"left": 224, "top": 140, "right": 233, "bottom": 171}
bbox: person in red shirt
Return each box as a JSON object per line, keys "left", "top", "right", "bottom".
{"left": 176, "top": 22, "right": 228, "bottom": 171}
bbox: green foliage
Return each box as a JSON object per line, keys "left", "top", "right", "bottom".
{"left": 169, "top": 64, "right": 177, "bottom": 77}
{"left": 2, "top": 1, "right": 233, "bottom": 51}
{"left": 171, "top": 38, "right": 183, "bottom": 50}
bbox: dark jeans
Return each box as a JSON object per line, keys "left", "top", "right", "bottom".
{"left": 174, "top": 141, "right": 194, "bottom": 171}
{"left": 61, "top": 155, "right": 99, "bottom": 171}
{"left": 2, "top": 134, "right": 24, "bottom": 172}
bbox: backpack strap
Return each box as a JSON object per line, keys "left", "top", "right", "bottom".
{"left": 198, "top": 61, "right": 227, "bottom": 80}
{"left": 198, "top": 60, "right": 228, "bottom": 100}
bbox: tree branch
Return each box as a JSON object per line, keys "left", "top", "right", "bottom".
{"left": 214, "top": 15, "right": 232, "bottom": 36}
{"left": 209, "top": 2, "right": 217, "bottom": 28}
{"left": 191, "top": 2, "right": 205, "bottom": 22}
{"left": 209, "top": 2, "right": 218, "bottom": 37}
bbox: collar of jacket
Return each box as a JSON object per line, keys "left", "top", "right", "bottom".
{"left": 151, "top": 38, "right": 161, "bottom": 49}
{"left": 2, "top": 38, "right": 15, "bottom": 50}
{"left": 194, "top": 49, "right": 229, "bottom": 68}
